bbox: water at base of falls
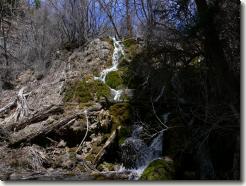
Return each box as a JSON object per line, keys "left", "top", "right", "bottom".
{"left": 119, "top": 125, "right": 164, "bottom": 180}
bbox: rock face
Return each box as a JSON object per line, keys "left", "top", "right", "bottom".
{"left": 68, "top": 38, "right": 113, "bottom": 76}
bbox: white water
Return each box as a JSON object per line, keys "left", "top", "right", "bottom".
{"left": 94, "top": 37, "right": 125, "bottom": 101}
{"left": 110, "top": 88, "right": 123, "bottom": 101}
{"left": 120, "top": 125, "right": 164, "bottom": 180}
{"left": 94, "top": 37, "right": 165, "bottom": 179}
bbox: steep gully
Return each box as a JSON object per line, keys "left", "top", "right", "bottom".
{"left": 93, "top": 37, "right": 165, "bottom": 179}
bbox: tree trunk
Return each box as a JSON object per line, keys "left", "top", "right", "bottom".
{"left": 125, "top": 0, "right": 132, "bottom": 37}
{"left": 194, "top": 0, "right": 239, "bottom": 105}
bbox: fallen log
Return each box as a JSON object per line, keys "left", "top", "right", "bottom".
{"left": 0, "top": 99, "right": 17, "bottom": 115}
{"left": 6, "top": 105, "right": 64, "bottom": 132}
{"left": 9, "top": 112, "right": 84, "bottom": 146}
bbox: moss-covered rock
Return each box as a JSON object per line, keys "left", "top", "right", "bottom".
{"left": 105, "top": 71, "right": 123, "bottom": 89}
{"left": 109, "top": 103, "right": 131, "bottom": 130}
{"left": 105, "top": 67, "right": 132, "bottom": 90}
{"left": 64, "top": 79, "right": 111, "bottom": 103}
{"left": 123, "top": 38, "right": 141, "bottom": 60}
{"left": 118, "top": 126, "right": 131, "bottom": 145}
{"left": 123, "top": 38, "right": 138, "bottom": 48}
{"left": 97, "top": 162, "right": 115, "bottom": 172}
{"left": 140, "top": 159, "right": 175, "bottom": 180}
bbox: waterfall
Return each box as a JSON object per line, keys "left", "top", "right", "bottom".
{"left": 120, "top": 125, "right": 164, "bottom": 179}
{"left": 110, "top": 89, "right": 123, "bottom": 101}
{"left": 94, "top": 37, "right": 125, "bottom": 101}
{"left": 92, "top": 37, "right": 165, "bottom": 180}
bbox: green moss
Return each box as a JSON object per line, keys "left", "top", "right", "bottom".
{"left": 91, "top": 146, "right": 101, "bottom": 155}
{"left": 79, "top": 102, "right": 94, "bottom": 109}
{"left": 92, "top": 68, "right": 101, "bottom": 77}
{"left": 64, "top": 79, "right": 111, "bottom": 103}
{"left": 105, "top": 71, "right": 123, "bottom": 89}
{"left": 67, "top": 172, "right": 76, "bottom": 177}
{"left": 85, "top": 153, "right": 95, "bottom": 162}
{"left": 105, "top": 67, "right": 131, "bottom": 89}
{"left": 118, "top": 126, "right": 131, "bottom": 145}
{"left": 75, "top": 164, "right": 86, "bottom": 172}
{"left": 120, "top": 68, "right": 131, "bottom": 87}
{"left": 109, "top": 103, "right": 131, "bottom": 130}
{"left": 94, "top": 81, "right": 111, "bottom": 99}
{"left": 123, "top": 38, "right": 137, "bottom": 48}
{"left": 69, "top": 152, "right": 77, "bottom": 162}
{"left": 190, "top": 56, "right": 201, "bottom": 66}
{"left": 94, "top": 174, "right": 107, "bottom": 180}
{"left": 128, "top": 44, "right": 139, "bottom": 58}
{"left": 140, "top": 159, "right": 174, "bottom": 180}
{"left": 98, "top": 162, "right": 115, "bottom": 172}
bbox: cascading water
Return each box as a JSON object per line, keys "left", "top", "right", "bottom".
{"left": 94, "top": 37, "right": 165, "bottom": 180}
{"left": 94, "top": 37, "right": 125, "bottom": 101}
{"left": 119, "top": 125, "right": 164, "bottom": 180}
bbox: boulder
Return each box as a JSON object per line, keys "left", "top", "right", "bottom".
{"left": 140, "top": 158, "right": 175, "bottom": 180}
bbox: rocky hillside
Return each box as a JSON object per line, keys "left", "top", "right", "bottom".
{"left": 0, "top": 0, "right": 240, "bottom": 181}
{"left": 0, "top": 33, "right": 240, "bottom": 181}
{"left": 0, "top": 37, "right": 146, "bottom": 180}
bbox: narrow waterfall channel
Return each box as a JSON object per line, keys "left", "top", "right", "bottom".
{"left": 94, "top": 37, "right": 165, "bottom": 180}
{"left": 94, "top": 37, "right": 125, "bottom": 101}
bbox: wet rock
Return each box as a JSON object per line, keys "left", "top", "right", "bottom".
{"left": 140, "top": 158, "right": 175, "bottom": 180}
{"left": 120, "top": 137, "right": 149, "bottom": 169}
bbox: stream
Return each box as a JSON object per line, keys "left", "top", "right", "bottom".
{"left": 94, "top": 37, "right": 165, "bottom": 180}
{"left": 119, "top": 126, "right": 164, "bottom": 180}
{"left": 94, "top": 37, "right": 125, "bottom": 101}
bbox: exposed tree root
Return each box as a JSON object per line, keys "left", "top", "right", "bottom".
{"left": 76, "top": 110, "right": 89, "bottom": 153}
{"left": 0, "top": 87, "right": 31, "bottom": 124}
{"left": 14, "top": 87, "right": 31, "bottom": 122}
